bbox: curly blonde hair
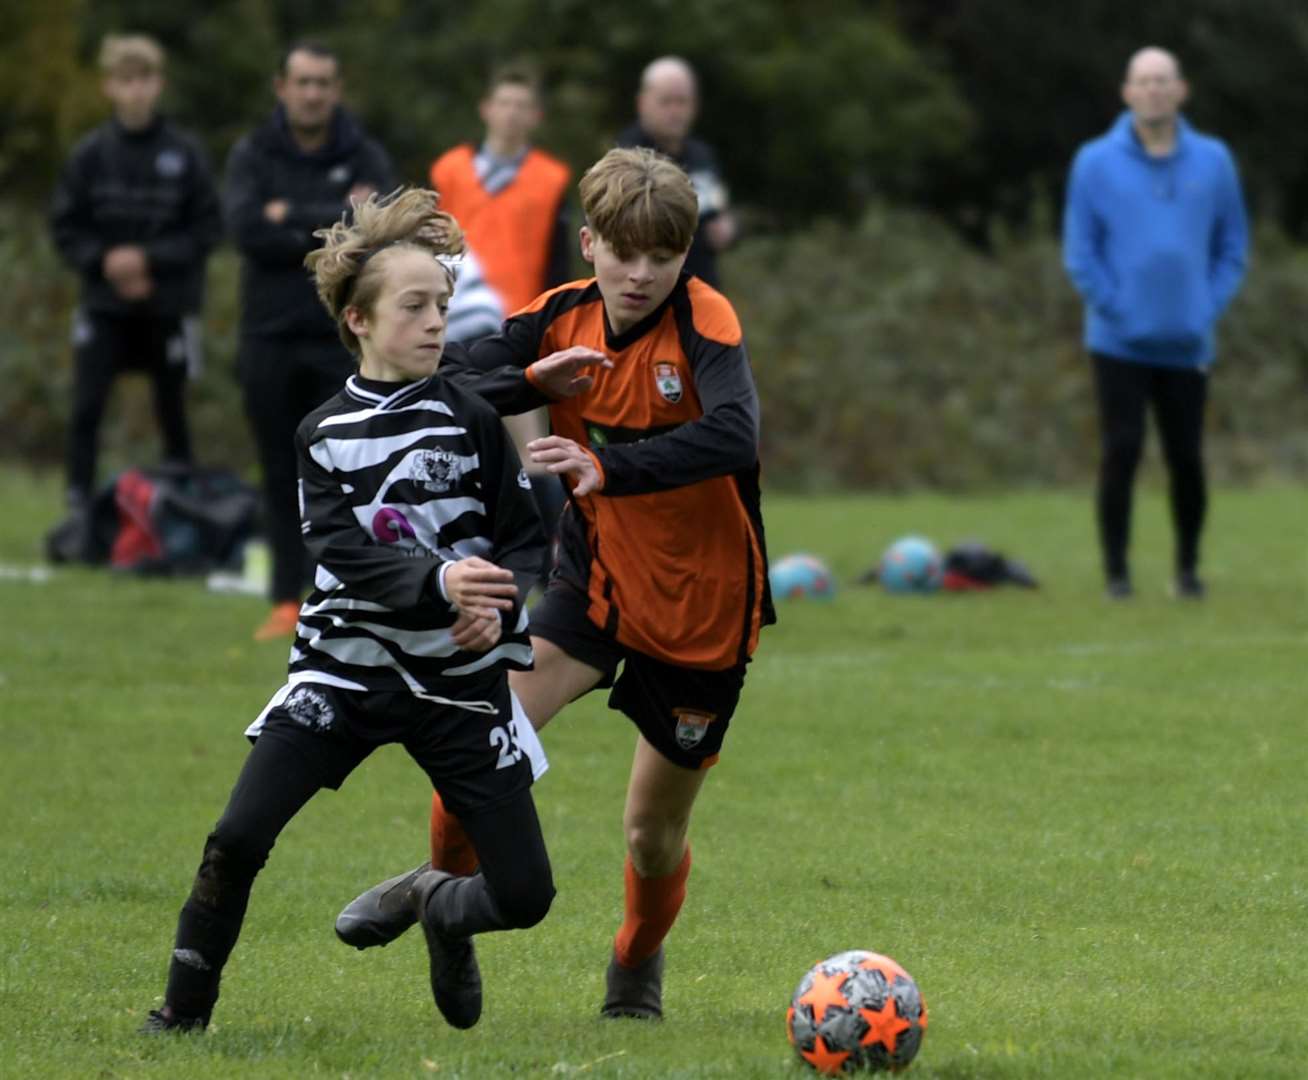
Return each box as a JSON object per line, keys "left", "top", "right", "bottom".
{"left": 305, "top": 188, "right": 465, "bottom": 355}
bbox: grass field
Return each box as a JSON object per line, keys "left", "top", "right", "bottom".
{"left": 1, "top": 467, "right": 1305, "bottom": 1079}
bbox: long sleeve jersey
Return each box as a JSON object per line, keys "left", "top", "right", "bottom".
{"left": 444, "top": 273, "right": 775, "bottom": 670}
{"left": 285, "top": 372, "right": 545, "bottom": 698}
{"left": 50, "top": 115, "right": 221, "bottom": 318}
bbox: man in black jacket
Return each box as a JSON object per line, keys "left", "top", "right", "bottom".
{"left": 49, "top": 34, "right": 221, "bottom": 553}
{"left": 224, "top": 41, "right": 394, "bottom": 640}
{"left": 616, "top": 56, "right": 736, "bottom": 290}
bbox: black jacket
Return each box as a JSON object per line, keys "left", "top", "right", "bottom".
{"left": 50, "top": 115, "right": 221, "bottom": 318}
{"left": 224, "top": 106, "right": 394, "bottom": 338}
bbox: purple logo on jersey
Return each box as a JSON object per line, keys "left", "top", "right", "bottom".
{"left": 373, "top": 507, "right": 417, "bottom": 544}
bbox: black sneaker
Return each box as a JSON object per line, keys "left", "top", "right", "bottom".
{"left": 140, "top": 1007, "right": 207, "bottom": 1034}
{"left": 1173, "top": 571, "right": 1206, "bottom": 600}
{"left": 600, "top": 947, "right": 664, "bottom": 1020}
{"left": 1105, "top": 575, "right": 1133, "bottom": 600}
{"left": 411, "top": 869, "right": 482, "bottom": 1029}
{"left": 335, "top": 863, "right": 428, "bottom": 949}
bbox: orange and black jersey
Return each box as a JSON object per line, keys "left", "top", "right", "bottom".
{"left": 443, "top": 273, "right": 775, "bottom": 670}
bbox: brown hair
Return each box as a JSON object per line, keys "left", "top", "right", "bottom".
{"left": 579, "top": 147, "right": 697, "bottom": 258}
{"left": 98, "top": 34, "right": 165, "bottom": 76}
{"left": 486, "top": 62, "right": 541, "bottom": 100}
{"left": 305, "top": 188, "right": 464, "bottom": 355}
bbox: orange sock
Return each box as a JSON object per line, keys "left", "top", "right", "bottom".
{"left": 429, "top": 789, "right": 479, "bottom": 875}
{"left": 613, "top": 846, "right": 691, "bottom": 968}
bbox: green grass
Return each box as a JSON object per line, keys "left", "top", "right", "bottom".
{"left": 1, "top": 467, "right": 1305, "bottom": 1078}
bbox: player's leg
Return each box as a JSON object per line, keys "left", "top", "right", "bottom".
{"left": 1151, "top": 365, "right": 1209, "bottom": 596}
{"left": 239, "top": 336, "right": 320, "bottom": 638}
{"left": 601, "top": 655, "right": 744, "bottom": 1019}
{"left": 1091, "top": 353, "right": 1149, "bottom": 595}
{"left": 149, "top": 708, "right": 368, "bottom": 1031}
{"left": 65, "top": 311, "right": 121, "bottom": 509}
{"left": 335, "top": 644, "right": 602, "bottom": 949}
{"left": 401, "top": 683, "right": 555, "bottom": 1028}
{"left": 426, "top": 636, "right": 606, "bottom": 872}
{"left": 144, "top": 316, "right": 193, "bottom": 467}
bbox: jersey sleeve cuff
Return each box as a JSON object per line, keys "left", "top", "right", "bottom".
{"left": 524, "top": 362, "right": 555, "bottom": 399}
{"left": 583, "top": 448, "right": 606, "bottom": 493}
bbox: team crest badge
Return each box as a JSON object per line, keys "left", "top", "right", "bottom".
{"left": 673, "top": 708, "right": 716, "bottom": 750}
{"left": 284, "top": 687, "right": 334, "bottom": 732}
{"left": 411, "top": 448, "right": 462, "bottom": 493}
{"left": 654, "top": 362, "right": 683, "bottom": 403}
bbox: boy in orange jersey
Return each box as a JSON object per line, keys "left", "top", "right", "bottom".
{"left": 335, "top": 146, "right": 774, "bottom": 1019}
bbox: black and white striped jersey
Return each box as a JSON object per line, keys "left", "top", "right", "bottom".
{"left": 283, "top": 371, "right": 545, "bottom": 698}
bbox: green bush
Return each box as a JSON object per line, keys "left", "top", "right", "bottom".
{"left": 3, "top": 202, "right": 1305, "bottom": 492}
{"left": 727, "top": 207, "right": 1308, "bottom": 489}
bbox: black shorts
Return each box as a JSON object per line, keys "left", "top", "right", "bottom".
{"left": 529, "top": 583, "right": 747, "bottom": 770}
{"left": 247, "top": 677, "right": 535, "bottom": 818}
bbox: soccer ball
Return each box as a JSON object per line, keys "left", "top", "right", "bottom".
{"left": 877, "top": 536, "right": 943, "bottom": 594}
{"left": 786, "top": 950, "right": 927, "bottom": 1074}
{"left": 769, "top": 553, "right": 836, "bottom": 601}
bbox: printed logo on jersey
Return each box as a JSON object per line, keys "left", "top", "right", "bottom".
{"left": 284, "top": 686, "right": 334, "bottom": 732}
{"left": 411, "top": 448, "right": 462, "bottom": 493}
{"left": 328, "top": 164, "right": 353, "bottom": 185}
{"left": 155, "top": 149, "right": 187, "bottom": 179}
{"left": 587, "top": 425, "right": 609, "bottom": 448}
{"left": 654, "top": 362, "right": 683, "bottom": 404}
{"left": 372, "top": 507, "right": 417, "bottom": 544}
{"left": 672, "top": 707, "right": 716, "bottom": 750}
{"left": 517, "top": 468, "right": 532, "bottom": 490}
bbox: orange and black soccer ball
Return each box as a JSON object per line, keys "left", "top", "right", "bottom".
{"left": 786, "top": 950, "right": 927, "bottom": 1074}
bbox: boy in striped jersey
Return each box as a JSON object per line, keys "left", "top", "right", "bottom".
{"left": 335, "top": 148, "right": 774, "bottom": 1020}
{"left": 144, "top": 190, "right": 601, "bottom": 1034}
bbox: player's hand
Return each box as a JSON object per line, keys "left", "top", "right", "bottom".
{"left": 528, "top": 436, "right": 603, "bottom": 496}
{"left": 451, "top": 609, "right": 503, "bottom": 651}
{"left": 528, "top": 347, "right": 612, "bottom": 399}
{"left": 115, "top": 273, "right": 155, "bottom": 301}
{"left": 443, "top": 556, "right": 517, "bottom": 620}
{"left": 263, "top": 199, "right": 290, "bottom": 224}
{"left": 705, "top": 210, "right": 738, "bottom": 252}
{"left": 348, "top": 183, "right": 378, "bottom": 207}
{"left": 103, "top": 245, "right": 148, "bottom": 283}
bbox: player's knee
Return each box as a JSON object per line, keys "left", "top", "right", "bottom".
{"left": 624, "top": 817, "right": 687, "bottom": 877}
{"left": 496, "top": 875, "right": 555, "bottom": 929}
{"left": 1103, "top": 433, "right": 1143, "bottom": 469}
{"left": 190, "top": 830, "right": 268, "bottom": 910}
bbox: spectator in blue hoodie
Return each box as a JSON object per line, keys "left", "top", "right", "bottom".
{"left": 1063, "top": 46, "right": 1247, "bottom": 601}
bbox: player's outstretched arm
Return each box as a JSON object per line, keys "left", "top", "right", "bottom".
{"left": 526, "top": 347, "right": 612, "bottom": 398}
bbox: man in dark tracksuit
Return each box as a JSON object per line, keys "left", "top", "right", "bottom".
{"left": 49, "top": 34, "right": 221, "bottom": 544}
{"left": 224, "top": 42, "right": 394, "bottom": 639}
{"left": 616, "top": 56, "right": 736, "bottom": 289}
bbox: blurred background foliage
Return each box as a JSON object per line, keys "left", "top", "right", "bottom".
{"left": 2, "top": 0, "right": 1306, "bottom": 489}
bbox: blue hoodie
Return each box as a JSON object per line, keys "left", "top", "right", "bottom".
{"left": 1062, "top": 111, "right": 1248, "bottom": 368}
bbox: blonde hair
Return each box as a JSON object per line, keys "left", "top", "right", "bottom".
{"left": 579, "top": 147, "right": 697, "bottom": 258}
{"left": 99, "top": 34, "right": 165, "bottom": 76}
{"left": 306, "top": 188, "right": 465, "bottom": 355}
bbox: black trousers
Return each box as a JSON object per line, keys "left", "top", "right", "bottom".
{"left": 1091, "top": 353, "right": 1209, "bottom": 579}
{"left": 238, "top": 334, "right": 354, "bottom": 603}
{"left": 162, "top": 708, "right": 553, "bottom": 1023}
{"left": 66, "top": 311, "right": 192, "bottom": 499}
